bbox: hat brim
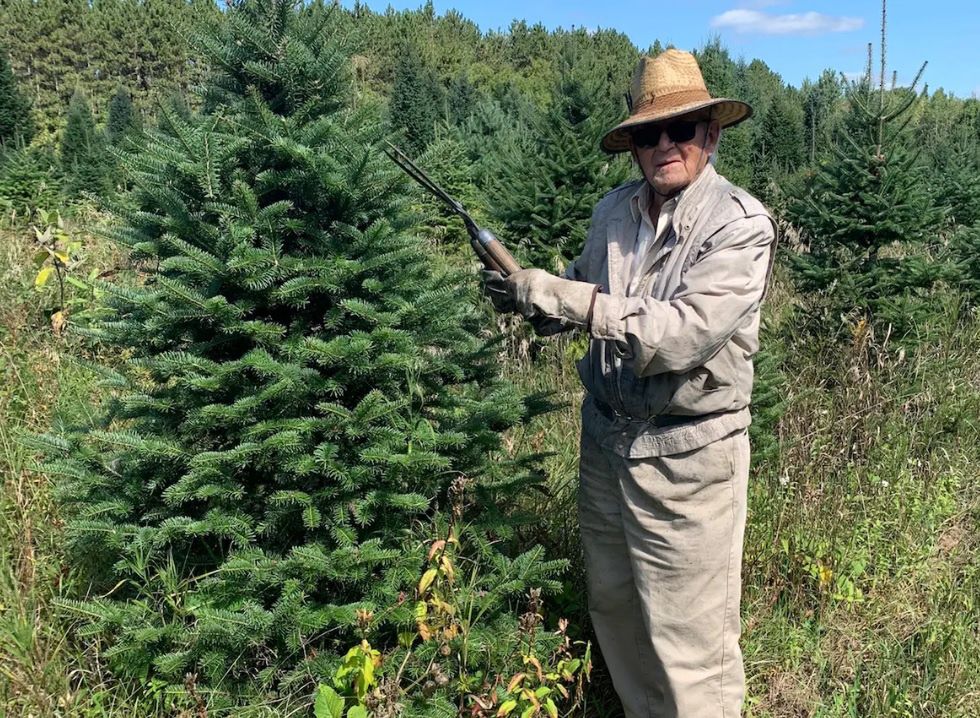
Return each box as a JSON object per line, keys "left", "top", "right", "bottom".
{"left": 601, "top": 98, "right": 753, "bottom": 154}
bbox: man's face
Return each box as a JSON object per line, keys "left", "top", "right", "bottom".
{"left": 630, "top": 115, "right": 720, "bottom": 196}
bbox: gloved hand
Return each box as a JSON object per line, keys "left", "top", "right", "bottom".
{"left": 482, "top": 270, "right": 516, "bottom": 314}
{"left": 482, "top": 268, "right": 600, "bottom": 331}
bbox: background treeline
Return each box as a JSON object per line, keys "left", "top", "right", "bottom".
{"left": 1, "top": 1, "right": 978, "bottom": 717}
{"left": 3, "top": 0, "right": 980, "bottom": 277}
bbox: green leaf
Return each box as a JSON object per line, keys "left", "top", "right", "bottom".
{"left": 347, "top": 707, "right": 368, "bottom": 718}
{"left": 418, "top": 568, "right": 438, "bottom": 595}
{"left": 35, "top": 265, "right": 54, "bottom": 288}
{"left": 544, "top": 698, "right": 558, "bottom": 718}
{"left": 496, "top": 699, "right": 518, "bottom": 717}
{"left": 314, "top": 684, "right": 345, "bottom": 718}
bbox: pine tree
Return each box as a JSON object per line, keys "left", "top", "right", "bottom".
{"left": 35, "top": 1, "right": 562, "bottom": 709}
{"left": 0, "top": 46, "right": 34, "bottom": 146}
{"left": 106, "top": 84, "right": 142, "bottom": 145}
{"left": 785, "top": 6, "right": 942, "bottom": 334}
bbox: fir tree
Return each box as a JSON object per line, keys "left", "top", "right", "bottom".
{"left": 447, "top": 71, "right": 479, "bottom": 125}
{"left": 485, "top": 52, "right": 632, "bottom": 272}
{"left": 948, "top": 223, "right": 980, "bottom": 305}
{"left": 802, "top": 69, "right": 845, "bottom": 162}
{"left": 0, "top": 46, "right": 33, "bottom": 146}
{"left": 60, "top": 87, "right": 109, "bottom": 197}
{"left": 785, "top": 9, "right": 942, "bottom": 334}
{"left": 0, "top": 144, "right": 63, "bottom": 212}
{"left": 105, "top": 84, "right": 142, "bottom": 145}
{"left": 389, "top": 40, "right": 443, "bottom": 154}
{"left": 410, "top": 129, "right": 492, "bottom": 265}
{"left": 756, "top": 90, "right": 806, "bottom": 178}
{"left": 694, "top": 42, "right": 753, "bottom": 187}
{"left": 35, "top": 1, "right": 561, "bottom": 709}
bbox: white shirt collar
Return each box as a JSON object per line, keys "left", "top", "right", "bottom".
{"left": 629, "top": 181, "right": 680, "bottom": 225}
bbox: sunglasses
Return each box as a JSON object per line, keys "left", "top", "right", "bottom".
{"left": 630, "top": 120, "right": 702, "bottom": 148}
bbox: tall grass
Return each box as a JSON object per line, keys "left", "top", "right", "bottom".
{"left": 0, "top": 215, "right": 161, "bottom": 717}
{"left": 498, "top": 274, "right": 980, "bottom": 717}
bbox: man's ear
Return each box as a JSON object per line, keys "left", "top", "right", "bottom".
{"left": 705, "top": 120, "right": 721, "bottom": 155}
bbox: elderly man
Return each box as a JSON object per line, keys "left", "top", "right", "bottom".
{"left": 485, "top": 50, "right": 777, "bottom": 717}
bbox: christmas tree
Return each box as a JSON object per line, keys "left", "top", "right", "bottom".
{"left": 33, "top": 1, "right": 567, "bottom": 711}
{"left": 60, "top": 87, "right": 110, "bottom": 197}
{"left": 785, "top": 5, "right": 942, "bottom": 334}
{"left": 388, "top": 39, "right": 444, "bottom": 155}
{"left": 486, "top": 49, "right": 632, "bottom": 272}
{"left": 105, "top": 84, "right": 142, "bottom": 145}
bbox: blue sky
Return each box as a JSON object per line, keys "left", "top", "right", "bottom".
{"left": 345, "top": 1, "right": 979, "bottom": 98}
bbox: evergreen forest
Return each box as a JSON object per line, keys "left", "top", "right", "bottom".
{"left": 1, "top": 1, "right": 978, "bottom": 717}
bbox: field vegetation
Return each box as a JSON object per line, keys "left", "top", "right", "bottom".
{"left": 1, "top": 1, "right": 978, "bottom": 716}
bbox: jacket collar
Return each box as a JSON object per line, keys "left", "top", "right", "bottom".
{"left": 673, "top": 163, "right": 717, "bottom": 231}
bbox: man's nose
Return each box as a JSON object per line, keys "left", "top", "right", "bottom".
{"left": 656, "top": 128, "right": 675, "bottom": 151}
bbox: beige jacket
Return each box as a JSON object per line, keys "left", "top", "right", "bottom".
{"left": 566, "top": 164, "right": 776, "bottom": 457}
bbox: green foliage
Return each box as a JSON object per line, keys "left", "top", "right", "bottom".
{"left": 105, "top": 84, "right": 142, "bottom": 145}
{"left": 407, "top": 131, "right": 490, "bottom": 265}
{"left": 41, "top": 1, "right": 562, "bottom": 709}
{"left": 311, "top": 525, "right": 581, "bottom": 717}
{"left": 0, "top": 144, "right": 63, "bottom": 216}
{"left": 928, "top": 126, "right": 980, "bottom": 229}
{"left": 0, "top": 45, "right": 34, "bottom": 146}
{"left": 0, "top": 0, "right": 220, "bottom": 136}
{"left": 802, "top": 69, "right": 845, "bottom": 162}
{"left": 3, "top": 3, "right": 980, "bottom": 715}
{"left": 947, "top": 223, "right": 980, "bottom": 304}
{"left": 485, "top": 51, "right": 633, "bottom": 271}
{"left": 757, "top": 91, "right": 806, "bottom": 178}
{"left": 60, "top": 87, "right": 111, "bottom": 198}
{"left": 785, "top": 56, "right": 943, "bottom": 335}
{"left": 389, "top": 41, "right": 444, "bottom": 154}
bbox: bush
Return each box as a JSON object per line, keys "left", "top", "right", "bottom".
{"left": 0, "top": 144, "right": 63, "bottom": 218}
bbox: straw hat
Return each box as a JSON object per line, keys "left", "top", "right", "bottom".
{"left": 601, "top": 49, "right": 753, "bottom": 153}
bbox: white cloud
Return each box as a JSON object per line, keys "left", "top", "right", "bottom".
{"left": 711, "top": 9, "right": 864, "bottom": 35}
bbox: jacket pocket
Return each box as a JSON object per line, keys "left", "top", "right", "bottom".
{"left": 663, "top": 350, "right": 738, "bottom": 416}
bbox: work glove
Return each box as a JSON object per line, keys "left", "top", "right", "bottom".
{"left": 482, "top": 268, "right": 600, "bottom": 333}
{"left": 482, "top": 270, "right": 516, "bottom": 314}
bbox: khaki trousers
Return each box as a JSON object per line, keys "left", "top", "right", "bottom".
{"left": 578, "top": 426, "right": 749, "bottom": 718}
